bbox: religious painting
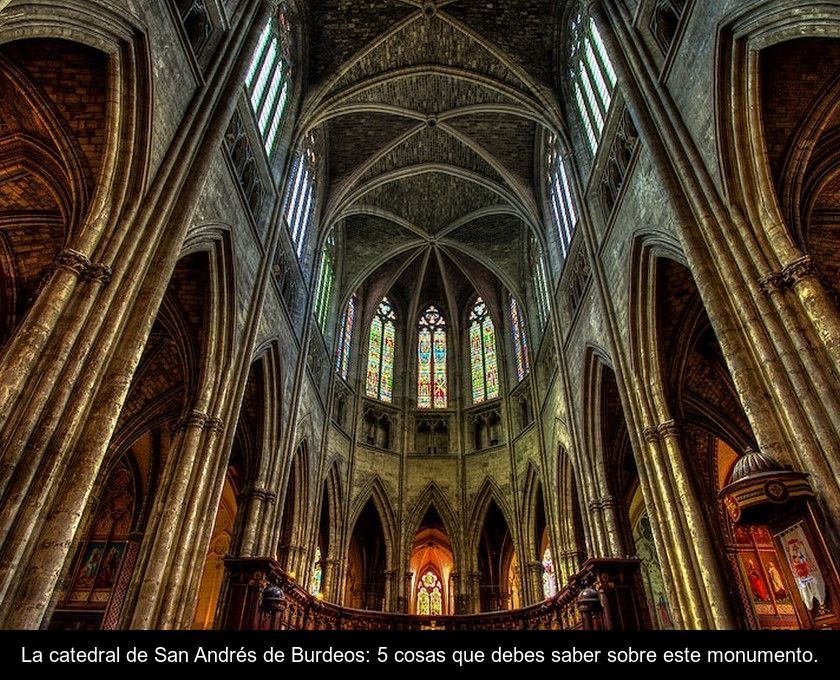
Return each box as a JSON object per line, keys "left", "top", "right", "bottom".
{"left": 777, "top": 523, "right": 827, "bottom": 612}
{"left": 738, "top": 551, "right": 771, "bottom": 603}
{"left": 68, "top": 541, "right": 126, "bottom": 602}
{"left": 732, "top": 534, "right": 798, "bottom": 625}
{"left": 93, "top": 543, "right": 125, "bottom": 589}
{"left": 74, "top": 543, "right": 105, "bottom": 591}
{"left": 761, "top": 555, "right": 789, "bottom": 602}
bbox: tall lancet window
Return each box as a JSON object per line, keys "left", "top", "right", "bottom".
{"left": 284, "top": 137, "right": 316, "bottom": 258}
{"left": 509, "top": 295, "right": 529, "bottom": 382}
{"left": 546, "top": 133, "right": 578, "bottom": 261}
{"left": 531, "top": 237, "right": 550, "bottom": 329}
{"left": 366, "top": 298, "right": 396, "bottom": 403}
{"left": 335, "top": 295, "right": 356, "bottom": 380}
{"left": 418, "top": 306, "right": 447, "bottom": 409}
{"left": 314, "top": 233, "right": 334, "bottom": 331}
{"left": 245, "top": 13, "right": 292, "bottom": 154}
{"left": 469, "top": 298, "right": 499, "bottom": 404}
{"left": 569, "top": 12, "right": 617, "bottom": 153}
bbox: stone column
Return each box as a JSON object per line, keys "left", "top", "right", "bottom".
{"left": 383, "top": 569, "right": 396, "bottom": 612}
{"left": 469, "top": 571, "right": 482, "bottom": 614}
{"left": 639, "top": 422, "right": 733, "bottom": 629}
{"left": 322, "top": 559, "right": 338, "bottom": 602}
{"left": 0, "top": 0, "right": 271, "bottom": 629}
{"left": 238, "top": 487, "right": 277, "bottom": 558}
{"left": 401, "top": 571, "right": 414, "bottom": 613}
{"left": 596, "top": 0, "right": 840, "bottom": 526}
{"left": 126, "top": 411, "right": 227, "bottom": 629}
{"left": 526, "top": 561, "right": 544, "bottom": 604}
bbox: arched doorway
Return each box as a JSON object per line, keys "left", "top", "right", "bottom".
{"left": 476, "top": 499, "right": 514, "bottom": 612}
{"left": 409, "top": 506, "right": 454, "bottom": 615}
{"left": 344, "top": 497, "right": 387, "bottom": 611}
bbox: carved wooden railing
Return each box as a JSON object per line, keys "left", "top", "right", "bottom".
{"left": 221, "top": 558, "right": 646, "bottom": 631}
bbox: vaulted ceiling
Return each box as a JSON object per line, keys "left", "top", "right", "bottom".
{"left": 298, "top": 0, "right": 567, "bottom": 320}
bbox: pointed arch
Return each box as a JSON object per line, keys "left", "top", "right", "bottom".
{"left": 345, "top": 477, "right": 397, "bottom": 611}
{"left": 402, "top": 482, "right": 460, "bottom": 564}
{"left": 467, "top": 477, "right": 515, "bottom": 560}
{"left": 247, "top": 339, "right": 284, "bottom": 493}
{"left": 320, "top": 460, "right": 344, "bottom": 559}
{"left": 348, "top": 476, "right": 398, "bottom": 568}
{"left": 556, "top": 444, "right": 587, "bottom": 581}
{"left": 179, "top": 225, "right": 238, "bottom": 394}
{"left": 278, "top": 440, "right": 310, "bottom": 569}
{"left": 470, "top": 480, "right": 516, "bottom": 612}
{"left": 520, "top": 462, "right": 546, "bottom": 562}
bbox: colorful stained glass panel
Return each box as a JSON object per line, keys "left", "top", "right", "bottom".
{"left": 418, "top": 328, "right": 432, "bottom": 409}
{"left": 470, "top": 322, "right": 484, "bottom": 402}
{"left": 380, "top": 320, "right": 395, "bottom": 403}
{"left": 482, "top": 318, "right": 499, "bottom": 399}
{"left": 433, "top": 329, "right": 447, "bottom": 408}
{"left": 366, "top": 317, "right": 382, "bottom": 399}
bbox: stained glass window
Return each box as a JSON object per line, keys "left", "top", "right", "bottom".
{"left": 468, "top": 298, "right": 499, "bottom": 403}
{"left": 569, "top": 12, "right": 617, "bottom": 154}
{"left": 366, "top": 298, "right": 396, "bottom": 403}
{"left": 335, "top": 295, "right": 356, "bottom": 380}
{"left": 284, "top": 136, "right": 316, "bottom": 258}
{"left": 418, "top": 306, "right": 447, "bottom": 409}
{"left": 314, "top": 233, "right": 334, "bottom": 331}
{"left": 310, "top": 546, "right": 323, "bottom": 596}
{"left": 245, "top": 13, "right": 292, "bottom": 154}
{"left": 542, "top": 547, "right": 558, "bottom": 599}
{"left": 546, "top": 133, "right": 578, "bottom": 262}
{"left": 531, "top": 238, "right": 550, "bottom": 329}
{"left": 416, "top": 570, "right": 443, "bottom": 616}
{"left": 509, "top": 295, "right": 529, "bottom": 382}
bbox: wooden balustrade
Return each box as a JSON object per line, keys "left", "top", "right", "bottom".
{"left": 221, "top": 557, "right": 646, "bottom": 631}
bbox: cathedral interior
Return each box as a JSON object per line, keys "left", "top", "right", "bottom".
{"left": 0, "top": 0, "right": 839, "bottom": 631}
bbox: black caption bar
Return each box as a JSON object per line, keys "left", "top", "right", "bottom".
{"left": 1, "top": 631, "right": 832, "bottom": 670}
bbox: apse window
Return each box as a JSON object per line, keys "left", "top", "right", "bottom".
{"left": 245, "top": 13, "right": 292, "bottom": 154}
{"left": 284, "top": 138, "right": 317, "bottom": 258}
{"left": 546, "top": 134, "right": 578, "bottom": 260}
{"left": 570, "top": 13, "right": 617, "bottom": 153}
{"left": 418, "top": 306, "right": 448, "bottom": 409}
{"left": 416, "top": 570, "right": 443, "bottom": 616}
{"left": 366, "top": 298, "right": 397, "bottom": 403}
{"left": 468, "top": 298, "right": 499, "bottom": 404}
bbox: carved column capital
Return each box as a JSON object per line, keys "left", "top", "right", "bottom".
{"left": 600, "top": 494, "right": 618, "bottom": 510}
{"left": 657, "top": 419, "right": 680, "bottom": 440}
{"left": 783, "top": 255, "right": 818, "bottom": 287}
{"left": 642, "top": 426, "right": 660, "bottom": 443}
{"left": 174, "top": 409, "right": 208, "bottom": 432}
{"left": 758, "top": 270, "right": 785, "bottom": 296}
{"left": 759, "top": 256, "right": 819, "bottom": 296}
{"left": 173, "top": 410, "right": 225, "bottom": 433}
{"left": 246, "top": 487, "right": 277, "bottom": 504}
{"left": 53, "top": 248, "right": 112, "bottom": 285}
{"left": 526, "top": 562, "right": 544, "bottom": 576}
